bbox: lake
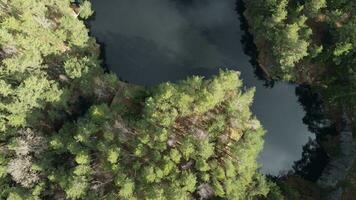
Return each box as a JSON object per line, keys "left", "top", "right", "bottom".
{"left": 89, "top": 0, "right": 314, "bottom": 175}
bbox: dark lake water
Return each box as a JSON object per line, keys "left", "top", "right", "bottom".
{"left": 89, "top": 0, "right": 314, "bottom": 175}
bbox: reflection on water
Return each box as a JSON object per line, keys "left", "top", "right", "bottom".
{"left": 292, "top": 85, "right": 335, "bottom": 181}
{"left": 235, "top": 0, "right": 274, "bottom": 88}
{"left": 90, "top": 0, "right": 314, "bottom": 175}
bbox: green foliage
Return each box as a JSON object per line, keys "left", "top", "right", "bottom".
{"left": 272, "top": 21, "right": 311, "bottom": 79}
{"left": 266, "top": 181, "right": 284, "bottom": 200}
{"left": 64, "top": 57, "right": 90, "bottom": 79}
{"left": 65, "top": 176, "right": 89, "bottom": 199}
{"left": 0, "top": 0, "right": 119, "bottom": 198}
{"left": 119, "top": 178, "right": 135, "bottom": 198}
{"left": 2, "top": 75, "right": 62, "bottom": 128}
{"left": 0, "top": 0, "right": 111, "bottom": 134}
{"left": 79, "top": 1, "right": 94, "bottom": 19}
{"left": 75, "top": 150, "right": 90, "bottom": 165}
{"left": 304, "top": 0, "right": 327, "bottom": 17}
{"left": 333, "top": 42, "right": 352, "bottom": 57}
{"left": 246, "top": 0, "right": 312, "bottom": 80}
{"left": 107, "top": 146, "right": 120, "bottom": 164}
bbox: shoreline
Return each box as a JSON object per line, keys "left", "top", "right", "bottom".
{"left": 241, "top": 0, "right": 355, "bottom": 194}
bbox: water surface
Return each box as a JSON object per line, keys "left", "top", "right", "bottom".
{"left": 90, "top": 0, "right": 314, "bottom": 175}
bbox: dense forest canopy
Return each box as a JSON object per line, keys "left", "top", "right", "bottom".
{"left": 0, "top": 0, "right": 118, "bottom": 134}
{"left": 0, "top": 0, "right": 278, "bottom": 199}
{"left": 244, "top": 0, "right": 356, "bottom": 111}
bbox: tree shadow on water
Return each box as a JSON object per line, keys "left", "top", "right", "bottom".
{"left": 235, "top": 0, "right": 275, "bottom": 88}
{"left": 292, "top": 85, "right": 338, "bottom": 181}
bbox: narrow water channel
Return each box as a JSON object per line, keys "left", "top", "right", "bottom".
{"left": 89, "top": 0, "right": 314, "bottom": 175}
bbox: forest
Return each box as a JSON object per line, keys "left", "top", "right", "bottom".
{"left": 0, "top": 0, "right": 355, "bottom": 199}
{"left": 244, "top": 0, "right": 355, "bottom": 112}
